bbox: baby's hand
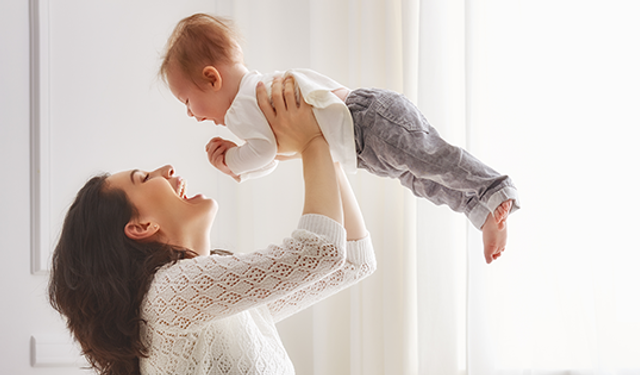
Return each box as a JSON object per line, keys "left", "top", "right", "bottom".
{"left": 206, "top": 137, "right": 241, "bottom": 182}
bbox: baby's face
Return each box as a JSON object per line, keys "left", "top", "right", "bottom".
{"left": 167, "top": 66, "right": 229, "bottom": 125}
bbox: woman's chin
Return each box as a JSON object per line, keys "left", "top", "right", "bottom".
{"left": 205, "top": 198, "right": 219, "bottom": 223}
{"left": 184, "top": 193, "right": 205, "bottom": 202}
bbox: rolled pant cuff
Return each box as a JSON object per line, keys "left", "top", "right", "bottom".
{"left": 468, "top": 186, "right": 521, "bottom": 230}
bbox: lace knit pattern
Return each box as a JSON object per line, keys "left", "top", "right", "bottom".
{"left": 139, "top": 214, "right": 376, "bottom": 375}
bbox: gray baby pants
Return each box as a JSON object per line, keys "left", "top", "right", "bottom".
{"left": 346, "top": 88, "right": 519, "bottom": 230}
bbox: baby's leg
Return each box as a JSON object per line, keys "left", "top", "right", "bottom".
{"left": 347, "top": 88, "right": 517, "bottom": 263}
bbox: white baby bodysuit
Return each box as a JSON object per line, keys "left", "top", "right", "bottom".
{"left": 223, "top": 69, "right": 357, "bottom": 182}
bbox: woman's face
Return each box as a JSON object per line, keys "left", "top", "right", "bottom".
{"left": 106, "top": 165, "right": 217, "bottom": 249}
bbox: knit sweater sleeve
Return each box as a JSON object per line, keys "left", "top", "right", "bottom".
{"left": 141, "top": 214, "right": 347, "bottom": 332}
{"left": 267, "top": 220, "right": 377, "bottom": 323}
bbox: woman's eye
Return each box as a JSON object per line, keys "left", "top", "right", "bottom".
{"left": 143, "top": 174, "right": 150, "bottom": 182}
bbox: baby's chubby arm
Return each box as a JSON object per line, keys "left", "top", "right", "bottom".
{"left": 207, "top": 136, "right": 278, "bottom": 182}
{"left": 206, "top": 137, "right": 241, "bottom": 182}
{"left": 223, "top": 85, "right": 281, "bottom": 180}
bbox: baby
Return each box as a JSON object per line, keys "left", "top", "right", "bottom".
{"left": 159, "top": 13, "right": 520, "bottom": 264}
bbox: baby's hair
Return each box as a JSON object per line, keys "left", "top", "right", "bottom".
{"left": 160, "top": 13, "right": 243, "bottom": 87}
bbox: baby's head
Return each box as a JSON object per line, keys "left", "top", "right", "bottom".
{"left": 160, "top": 13, "right": 243, "bottom": 87}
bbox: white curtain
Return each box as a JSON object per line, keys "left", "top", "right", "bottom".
{"left": 227, "top": 1, "right": 422, "bottom": 374}
{"left": 287, "top": 1, "right": 469, "bottom": 374}
{"left": 228, "top": 0, "right": 640, "bottom": 374}
{"left": 465, "top": 1, "right": 640, "bottom": 374}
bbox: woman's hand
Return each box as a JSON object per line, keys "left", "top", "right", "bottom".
{"left": 257, "top": 76, "right": 322, "bottom": 156}
{"left": 257, "top": 76, "right": 342, "bottom": 225}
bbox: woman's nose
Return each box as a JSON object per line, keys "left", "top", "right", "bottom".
{"left": 154, "top": 165, "right": 174, "bottom": 179}
{"left": 163, "top": 165, "right": 175, "bottom": 178}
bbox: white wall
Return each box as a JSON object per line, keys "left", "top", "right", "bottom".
{"left": 0, "top": 0, "right": 313, "bottom": 373}
{"left": 0, "top": 1, "right": 76, "bottom": 374}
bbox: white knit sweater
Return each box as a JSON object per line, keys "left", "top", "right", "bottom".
{"left": 139, "top": 214, "right": 376, "bottom": 375}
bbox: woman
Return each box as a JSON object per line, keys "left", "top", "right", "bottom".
{"left": 48, "top": 77, "right": 376, "bottom": 375}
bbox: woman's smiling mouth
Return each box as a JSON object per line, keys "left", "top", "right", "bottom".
{"left": 177, "top": 178, "right": 187, "bottom": 199}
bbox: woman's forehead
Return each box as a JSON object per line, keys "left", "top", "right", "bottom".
{"left": 106, "top": 169, "right": 137, "bottom": 189}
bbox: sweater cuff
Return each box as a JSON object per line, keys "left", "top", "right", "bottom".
{"left": 346, "top": 234, "right": 376, "bottom": 266}
{"left": 298, "top": 214, "right": 346, "bottom": 249}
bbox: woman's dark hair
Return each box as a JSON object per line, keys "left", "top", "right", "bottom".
{"left": 48, "top": 174, "right": 197, "bottom": 375}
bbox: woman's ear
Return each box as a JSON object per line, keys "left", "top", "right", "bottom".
{"left": 202, "top": 66, "right": 222, "bottom": 91}
{"left": 124, "top": 221, "right": 159, "bottom": 241}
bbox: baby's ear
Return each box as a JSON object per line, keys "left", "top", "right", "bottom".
{"left": 202, "top": 66, "right": 222, "bottom": 91}
{"left": 124, "top": 221, "right": 159, "bottom": 241}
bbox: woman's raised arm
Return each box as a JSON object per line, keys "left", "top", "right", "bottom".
{"left": 257, "top": 76, "right": 343, "bottom": 226}
{"left": 334, "top": 162, "right": 367, "bottom": 241}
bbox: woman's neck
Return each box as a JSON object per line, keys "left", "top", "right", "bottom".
{"left": 186, "top": 235, "right": 211, "bottom": 257}
{"left": 162, "top": 226, "right": 211, "bottom": 257}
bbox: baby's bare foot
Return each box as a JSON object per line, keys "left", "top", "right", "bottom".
{"left": 482, "top": 216, "right": 507, "bottom": 264}
{"left": 493, "top": 200, "right": 512, "bottom": 230}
